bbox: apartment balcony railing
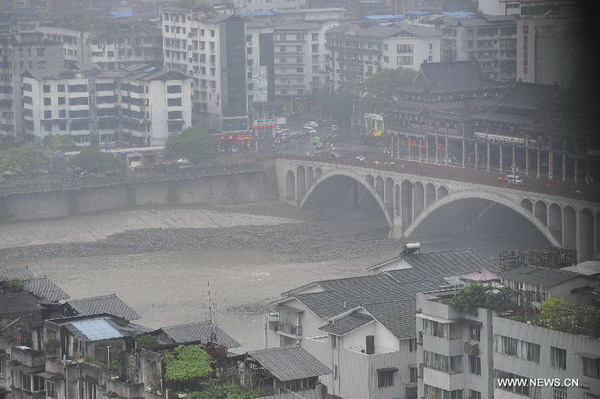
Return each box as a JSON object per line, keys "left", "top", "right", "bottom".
{"left": 274, "top": 322, "right": 302, "bottom": 336}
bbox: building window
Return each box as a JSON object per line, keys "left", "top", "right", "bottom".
{"left": 377, "top": 369, "right": 395, "bottom": 388}
{"left": 23, "top": 83, "right": 32, "bottom": 91}
{"left": 470, "top": 390, "right": 481, "bottom": 399}
{"left": 312, "top": 33, "right": 318, "bottom": 41}
{"left": 583, "top": 357, "right": 599, "bottom": 378}
{"left": 58, "top": 97, "right": 65, "bottom": 105}
{"left": 331, "top": 335, "right": 337, "bottom": 349}
{"left": 495, "top": 370, "right": 541, "bottom": 398}
{"left": 44, "top": 98, "right": 51, "bottom": 106}
{"left": 409, "top": 367, "right": 417, "bottom": 383}
{"left": 59, "top": 110, "right": 66, "bottom": 118}
{"left": 397, "top": 44, "right": 413, "bottom": 53}
{"left": 553, "top": 386, "right": 567, "bottom": 399}
{"left": 424, "top": 385, "right": 463, "bottom": 399}
{"left": 551, "top": 347, "right": 566, "bottom": 370}
{"left": 397, "top": 56, "right": 413, "bottom": 65}
{"left": 424, "top": 351, "right": 463, "bottom": 374}
{"left": 470, "top": 326, "right": 480, "bottom": 341}
{"left": 167, "top": 85, "right": 182, "bottom": 93}
{"left": 57, "top": 84, "right": 65, "bottom": 92}
{"left": 44, "top": 110, "right": 52, "bottom": 119}
{"left": 43, "top": 84, "right": 51, "bottom": 93}
{"left": 44, "top": 124, "right": 52, "bottom": 132}
{"left": 168, "top": 111, "right": 182, "bottom": 120}
{"left": 333, "top": 365, "right": 338, "bottom": 380}
{"left": 167, "top": 98, "right": 182, "bottom": 106}
{"left": 408, "top": 338, "right": 417, "bottom": 352}
{"left": 22, "top": 374, "right": 44, "bottom": 393}
{"left": 68, "top": 84, "right": 87, "bottom": 92}
{"left": 469, "top": 356, "right": 481, "bottom": 375}
{"left": 69, "top": 97, "right": 88, "bottom": 106}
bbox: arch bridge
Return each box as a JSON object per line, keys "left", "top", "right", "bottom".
{"left": 275, "top": 157, "right": 600, "bottom": 262}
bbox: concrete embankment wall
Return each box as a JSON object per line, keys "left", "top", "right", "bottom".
{"left": 0, "top": 169, "right": 274, "bottom": 222}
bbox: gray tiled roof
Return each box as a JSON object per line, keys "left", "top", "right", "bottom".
{"left": 249, "top": 346, "right": 331, "bottom": 381}
{"left": 0, "top": 291, "right": 44, "bottom": 314}
{"left": 500, "top": 266, "right": 580, "bottom": 288}
{"left": 0, "top": 266, "right": 35, "bottom": 280}
{"left": 160, "top": 321, "right": 240, "bottom": 348}
{"left": 67, "top": 294, "right": 140, "bottom": 320}
{"left": 319, "top": 313, "right": 373, "bottom": 335}
{"left": 408, "top": 60, "right": 505, "bottom": 93}
{"left": 362, "top": 300, "right": 416, "bottom": 339}
{"left": 562, "top": 261, "right": 600, "bottom": 276}
{"left": 24, "top": 276, "right": 70, "bottom": 302}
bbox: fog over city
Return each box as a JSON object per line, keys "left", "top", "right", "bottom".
{"left": 0, "top": 1, "right": 599, "bottom": 399}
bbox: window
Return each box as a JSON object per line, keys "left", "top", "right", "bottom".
{"left": 397, "top": 44, "right": 413, "bottom": 53}
{"left": 397, "top": 56, "right": 413, "bottom": 65}
{"left": 83, "top": 382, "right": 97, "bottom": 399}
{"left": 377, "top": 369, "right": 395, "bottom": 388}
{"left": 69, "top": 97, "right": 88, "bottom": 106}
{"left": 44, "top": 124, "right": 52, "bottom": 132}
{"left": 168, "top": 111, "right": 182, "bottom": 120}
{"left": 469, "top": 356, "right": 481, "bottom": 375}
{"left": 23, "top": 83, "right": 32, "bottom": 91}
{"left": 551, "top": 347, "right": 566, "bottom": 369}
{"left": 57, "top": 84, "right": 65, "bottom": 92}
{"left": 331, "top": 335, "right": 337, "bottom": 349}
{"left": 167, "top": 98, "right": 182, "bottom": 106}
{"left": 312, "top": 44, "right": 319, "bottom": 52}
{"left": 470, "top": 390, "right": 481, "bottom": 399}
{"left": 408, "top": 338, "right": 417, "bottom": 352}
{"left": 424, "top": 385, "right": 463, "bottom": 399}
{"left": 44, "top": 98, "right": 51, "bottom": 106}
{"left": 333, "top": 365, "right": 338, "bottom": 380}
{"left": 43, "top": 84, "right": 50, "bottom": 93}
{"left": 424, "top": 351, "right": 463, "bottom": 374}
{"left": 68, "top": 84, "right": 87, "bottom": 92}
{"left": 59, "top": 123, "right": 66, "bottom": 131}
{"left": 312, "top": 33, "right": 318, "bottom": 41}
{"left": 495, "top": 335, "right": 518, "bottom": 357}
{"left": 496, "top": 370, "right": 541, "bottom": 398}
{"left": 22, "top": 374, "right": 44, "bottom": 393}
{"left": 522, "top": 341, "right": 540, "bottom": 362}
{"left": 409, "top": 367, "right": 417, "bottom": 383}
{"left": 58, "top": 97, "right": 65, "bottom": 105}
{"left": 469, "top": 326, "right": 480, "bottom": 341}
{"left": 59, "top": 110, "right": 66, "bottom": 118}
{"left": 44, "top": 110, "right": 52, "bottom": 119}
{"left": 583, "top": 357, "right": 599, "bottom": 378}
{"left": 167, "top": 85, "right": 182, "bottom": 93}
{"left": 383, "top": 56, "right": 389, "bottom": 63}
{"left": 69, "top": 110, "right": 89, "bottom": 118}
{"left": 553, "top": 386, "right": 567, "bottom": 399}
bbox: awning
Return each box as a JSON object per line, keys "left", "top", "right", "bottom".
{"left": 37, "top": 372, "right": 63, "bottom": 381}
{"left": 416, "top": 314, "right": 460, "bottom": 324}
{"left": 575, "top": 352, "right": 600, "bottom": 359}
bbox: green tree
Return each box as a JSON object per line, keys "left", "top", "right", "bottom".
{"left": 164, "top": 127, "right": 219, "bottom": 165}
{"left": 0, "top": 144, "right": 52, "bottom": 176}
{"left": 192, "top": 380, "right": 261, "bottom": 399}
{"left": 72, "top": 148, "right": 123, "bottom": 173}
{"left": 164, "top": 345, "right": 213, "bottom": 382}
{"left": 177, "top": 0, "right": 211, "bottom": 11}
{"left": 359, "top": 67, "right": 417, "bottom": 112}
{"left": 43, "top": 134, "right": 77, "bottom": 152}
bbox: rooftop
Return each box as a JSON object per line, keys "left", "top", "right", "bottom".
{"left": 66, "top": 293, "right": 140, "bottom": 320}
{"left": 0, "top": 290, "right": 44, "bottom": 315}
{"left": 248, "top": 345, "right": 331, "bottom": 381}
{"left": 159, "top": 321, "right": 240, "bottom": 348}
{"left": 500, "top": 266, "right": 580, "bottom": 287}
{"left": 562, "top": 261, "right": 600, "bottom": 276}
{"left": 0, "top": 266, "right": 35, "bottom": 280}
{"left": 24, "top": 276, "right": 70, "bottom": 302}
{"left": 319, "top": 313, "right": 373, "bottom": 335}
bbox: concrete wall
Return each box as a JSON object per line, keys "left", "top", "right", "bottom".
{"left": 0, "top": 170, "right": 271, "bottom": 222}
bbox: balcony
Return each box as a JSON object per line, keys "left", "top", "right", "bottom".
{"left": 422, "top": 367, "right": 465, "bottom": 392}
{"left": 274, "top": 322, "right": 302, "bottom": 337}
{"left": 10, "top": 347, "right": 45, "bottom": 368}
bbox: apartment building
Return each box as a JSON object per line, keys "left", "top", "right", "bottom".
{"left": 387, "top": 0, "right": 443, "bottom": 14}
{"left": 162, "top": 8, "right": 248, "bottom": 133}
{"left": 0, "top": 31, "right": 65, "bottom": 141}
{"left": 478, "top": 0, "right": 582, "bottom": 17}
{"left": 246, "top": 20, "right": 275, "bottom": 106}
{"left": 417, "top": 266, "right": 600, "bottom": 399}
{"left": 326, "top": 22, "right": 441, "bottom": 93}
{"left": 21, "top": 65, "right": 191, "bottom": 146}
{"left": 273, "top": 21, "right": 337, "bottom": 104}
{"left": 37, "top": 23, "right": 163, "bottom": 71}
{"left": 266, "top": 248, "right": 496, "bottom": 399}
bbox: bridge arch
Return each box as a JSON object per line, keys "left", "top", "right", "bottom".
{"left": 299, "top": 169, "right": 393, "bottom": 228}
{"left": 425, "top": 183, "right": 436, "bottom": 208}
{"left": 286, "top": 170, "right": 295, "bottom": 201}
{"left": 297, "top": 166, "right": 306, "bottom": 200}
{"left": 438, "top": 185, "right": 448, "bottom": 199}
{"left": 521, "top": 198, "right": 533, "bottom": 213}
{"left": 403, "top": 190, "right": 560, "bottom": 246}
{"left": 306, "top": 167, "right": 314, "bottom": 189}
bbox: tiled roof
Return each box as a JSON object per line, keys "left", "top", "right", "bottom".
{"left": 24, "top": 276, "right": 70, "bottom": 302}
{"left": 160, "top": 321, "right": 240, "bottom": 348}
{"left": 407, "top": 60, "right": 505, "bottom": 93}
{"left": 67, "top": 294, "right": 140, "bottom": 320}
{"left": 497, "top": 82, "right": 559, "bottom": 111}
{"left": 319, "top": 313, "right": 373, "bottom": 335}
{"left": 0, "top": 291, "right": 44, "bottom": 314}
{"left": 500, "top": 266, "right": 580, "bottom": 287}
{"left": 249, "top": 345, "right": 331, "bottom": 381}
{"left": 363, "top": 300, "right": 416, "bottom": 339}
{"left": 0, "top": 266, "right": 35, "bottom": 280}
{"left": 562, "top": 261, "right": 600, "bottom": 276}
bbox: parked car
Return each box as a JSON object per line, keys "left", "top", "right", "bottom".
{"left": 506, "top": 175, "right": 523, "bottom": 184}
{"left": 329, "top": 152, "right": 342, "bottom": 158}
{"left": 356, "top": 155, "right": 366, "bottom": 162}
{"left": 305, "top": 121, "right": 318, "bottom": 127}
{"left": 177, "top": 158, "right": 191, "bottom": 165}
{"left": 331, "top": 124, "right": 338, "bottom": 131}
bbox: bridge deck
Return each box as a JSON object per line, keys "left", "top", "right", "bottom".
{"left": 274, "top": 154, "right": 600, "bottom": 204}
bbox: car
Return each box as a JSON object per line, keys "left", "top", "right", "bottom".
{"left": 356, "top": 155, "right": 366, "bottom": 162}
{"left": 316, "top": 142, "right": 324, "bottom": 149}
{"left": 177, "top": 158, "right": 191, "bottom": 165}
{"left": 290, "top": 131, "right": 301, "bottom": 138}
{"left": 331, "top": 124, "right": 338, "bottom": 131}
{"left": 302, "top": 125, "right": 316, "bottom": 132}
{"left": 329, "top": 152, "right": 342, "bottom": 158}
{"left": 305, "top": 121, "right": 318, "bottom": 127}
{"left": 506, "top": 175, "right": 523, "bottom": 184}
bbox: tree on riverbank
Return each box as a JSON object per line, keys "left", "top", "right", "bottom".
{"left": 164, "top": 127, "right": 219, "bottom": 165}
{"left": 359, "top": 67, "right": 417, "bottom": 112}
{"left": 72, "top": 148, "right": 123, "bottom": 173}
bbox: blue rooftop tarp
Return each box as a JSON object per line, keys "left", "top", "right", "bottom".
{"left": 71, "top": 319, "right": 124, "bottom": 341}
{"left": 110, "top": 10, "right": 134, "bottom": 18}
{"left": 364, "top": 14, "right": 404, "bottom": 20}
{"left": 442, "top": 11, "right": 474, "bottom": 18}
